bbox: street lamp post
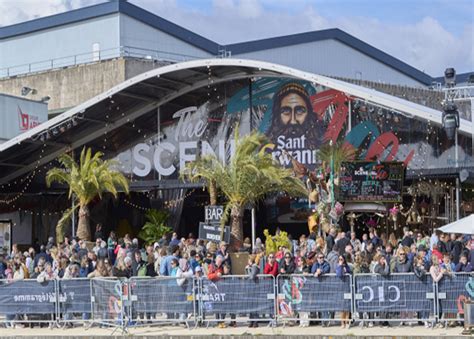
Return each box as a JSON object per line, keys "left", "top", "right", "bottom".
{"left": 330, "top": 139, "right": 335, "bottom": 209}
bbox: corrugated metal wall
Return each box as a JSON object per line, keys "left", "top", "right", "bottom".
{"left": 232, "top": 39, "right": 425, "bottom": 87}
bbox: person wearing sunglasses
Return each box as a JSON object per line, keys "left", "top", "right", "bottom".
{"left": 279, "top": 252, "right": 295, "bottom": 275}
{"left": 393, "top": 247, "right": 412, "bottom": 273}
{"left": 264, "top": 253, "right": 278, "bottom": 277}
{"left": 311, "top": 253, "right": 330, "bottom": 277}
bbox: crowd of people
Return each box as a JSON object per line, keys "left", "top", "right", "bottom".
{"left": 0, "top": 224, "right": 473, "bottom": 329}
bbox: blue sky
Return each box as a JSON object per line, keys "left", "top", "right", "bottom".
{"left": 1, "top": 0, "right": 473, "bottom": 75}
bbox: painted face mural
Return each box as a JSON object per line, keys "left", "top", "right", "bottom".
{"left": 119, "top": 77, "right": 472, "bottom": 180}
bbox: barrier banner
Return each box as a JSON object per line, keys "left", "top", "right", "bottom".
{"left": 437, "top": 273, "right": 474, "bottom": 315}
{"left": 354, "top": 273, "right": 434, "bottom": 313}
{"left": 200, "top": 276, "right": 274, "bottom": 316}
{"left": 277, "top": 274, "right": 351, "bottom": 316}
{"left": 90, "top": 278, "right": 123, "bottom": 323}
{"left": 129, "top": 277, "right": 195, "bottom": 316}
{"left": 58, "top": 279, "right": 91, "bottom": 315}
{"left": 0, "top": 279, "right": 55, "bottom": 314}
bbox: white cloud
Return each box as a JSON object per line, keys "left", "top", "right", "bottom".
{"left": 0, "top": 0, "right": 103, "bottom": 26}
{"left": 0, "top": 0, "right": 471, "bottom": 75}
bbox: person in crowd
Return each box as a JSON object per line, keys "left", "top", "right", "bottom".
{"left": 279, "top": 252, "right": 296, "bottom": 275}
{"left": 455, "top": 253, "right": 473, "bottom": 272}
{"left": 335, "top": 231, "right": 350, "bottom": 256}
{"left": 441, "top": 253, "right": 455, "bottom": 276}
{"left": 208, "top": 255, "right": 225, "bottom": 282}
{"left": 449, "top": 234, "right": 463, "bottom": 264}
{"left": 107, "top": 231, "right": 117, "bottom": 264}
{"left": 430, "top": 255, "right": 448, "bottom": 327}
{"left": 159, "top": 245, "right": 180, "bottom": 276}
{"left": 311, "top": 253, "right": 330, "bottom": 277}
{"left": 295, "top": 256, "right": 309, "bottom": 274}
{"left": 400, "top": 227, "right": 414, "bottom": 248}
{"left": 393, "top": 247, "right": 412, "bottom": 273}
{"left": 264, "top": 253, "right": 279, "bottom": 277}
{"left": 326, "top": 228, "right": 336, "bottom": 255}
{"left": 350, "top": 232, "right": 361, "bottom": 253}
{"left": 216, "top": 242, "right": 231, "bottom": 268}
{"left": 437, "top": 233, "right": 449, "bottom": 254}
{"left": 169, "top": 232, "right": 180, "bottom": 247}
{"left": 326, "top": 245, "right": 339, "bottom": 273}
{"left": 131, "top": 250, "right": 146, "bottom": 276}
{"left": 336, "top": 255, "right": 351, "bottom": 328}
{"left": 94, "top": 223, "right": 104, "bottom": 241}
{"left": 113, "top": 257, "right": 132, "bottom": 278}
{"left": 413, "top": 254, "right": 431, "bottom": 328}
{"left": 431, "top": 243, "right": 443, "bottom": 263}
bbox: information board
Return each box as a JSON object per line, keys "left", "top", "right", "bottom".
{"left": 338, "top": 162, "right": 404, "bottom": 202}
{"left": 198, "top": 222, "right": 231, "bottom": 243}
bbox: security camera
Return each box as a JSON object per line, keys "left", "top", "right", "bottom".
{"left": 21, "top": 86, "right": 37, "bottom": 96}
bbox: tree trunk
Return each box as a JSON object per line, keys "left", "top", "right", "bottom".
{"left": 77, "top": 204, "right": 91, "bottom": 240}
{"left": 209, "top": 180, "right": 217, "bottom": 205}
{"left": 56, "top": 222, "right": 64, "bottom": 244}
{"left": 230, "top": 204, "right": 244, "bottom": 251}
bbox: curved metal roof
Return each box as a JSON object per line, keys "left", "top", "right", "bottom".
{"left": 0, "top": 58, "right": 471, "bottom": 185}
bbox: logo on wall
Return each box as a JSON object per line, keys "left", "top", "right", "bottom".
{"left": 18, "top": 105, "right": 40, "bottom": 131}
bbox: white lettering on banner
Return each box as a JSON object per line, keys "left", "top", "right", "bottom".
{"left": 205, "top": 206, "right": 224, "bottom": 222}
{"left": 179, "top": 141, "right": 197, "bottom": 171}
{"left": 361, "top": 285, "right": 374, "bottom": 303}
{"left": 173, "top": 106, "right": 207, "bottom": 141}
{"left": 198, "top": 293, "right": 226, "bottom": 302}
{"left": 153, "top": 142, "right": 176, "bottom": 176}
{"left": 361, "top": 283, "right": 402, "bottom": 303}
{"left": 133, "top": 143, "right": 151, "bottom": 177}
{"left": 388, "top": 285, "right": 401, "bottom": 302}
{"left": 13, "top": 292, "right": 56, "bottom": 303}
{"left": 130, "top": 104, "right": 237, "bottom": 177}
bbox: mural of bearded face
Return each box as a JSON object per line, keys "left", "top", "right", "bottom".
{"left": 267, "top": 82, "right": 322, "bottom": 151}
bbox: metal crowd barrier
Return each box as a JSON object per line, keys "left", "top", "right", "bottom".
{"left": 0, "top": 279, "right": 56, "bottom": 327}
{"left": 128, "top": 276, "right": 197, "bottom": 327}
{"left": 437, "top": 272, "right": 474, "bottom": 324}
{"left": 90, "top": 278, "right": 125, "bottom": 329}
{"left": 353, "top": 273, "right": 436, "bottom": 324}
{"left": 0, "top": 273, "right": 472, "bottom": 329}
{"left": 199, "top": 275, "right": 276, "bottom": 326}
{"left": 57, "top": 278, "right": 92, "bottom": 326}
{"left": 276, "top": 274, "right": 352, "bottom": 325}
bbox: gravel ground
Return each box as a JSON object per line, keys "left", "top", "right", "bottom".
{"left": 0, "top": 323, "right": 470, "bottom": 337}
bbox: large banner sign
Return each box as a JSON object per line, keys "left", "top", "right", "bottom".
{"left": 130, "top": 277, "right": 195, "bottom": 315}
{"left": 199, "top": 277, "right": 275, "bottom": 316}
{"left": 277, "top": 274, "right": 351, "bottom": 316}
{"left": 119, "top": 77, "right": 472, "bottom": 181}
{"left": 58, "top": 279, "right": 92, "bottom": 314}
{"left": 437, "top": 273, "right": 474, "bottom": 314}
{"left": 354, "top": 274, "right": 434, "bottom": 313}
{"left": 0, "top": 280, "right": 56, "bottom": 314}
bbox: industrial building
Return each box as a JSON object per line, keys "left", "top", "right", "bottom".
{"left": 0, "top": 1, "right": 472, "bottom": 250}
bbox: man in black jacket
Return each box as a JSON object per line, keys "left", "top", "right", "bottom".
{"left": 326, "top": 228, "right": 336, "bottom": 255}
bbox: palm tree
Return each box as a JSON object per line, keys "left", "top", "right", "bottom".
{"left": 317, "top": 140, "right": 356, "bottom": 179}
{"left": 46, "top": 147, "right": 129, "bottom": 241}
{"left": 183, "top": 130, "right": 307, "bottom": 249}
{"left": 181, "top": 155, "right": 218, "bottom": 205}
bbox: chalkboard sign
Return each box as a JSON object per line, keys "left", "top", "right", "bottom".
{"left": 338, "top": 162, "right": 404, "bottom": 202}
{"left": 198, "top": 222, "right": 231, "bottom": 243}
